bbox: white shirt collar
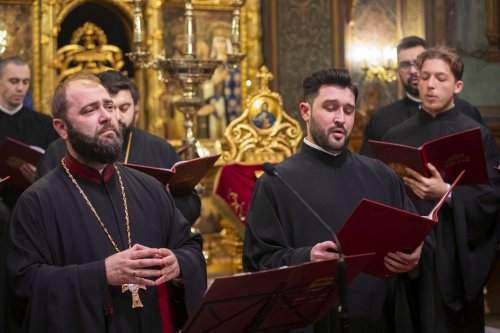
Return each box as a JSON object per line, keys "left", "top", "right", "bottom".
{"left": 406, "top": 92, "right": 421, "bottom": 103}
{"left": 0, "top": 103, "right": 23, "bottom": 115}
{"left": 303, "top": 138, "right": 341, "bottom": 157}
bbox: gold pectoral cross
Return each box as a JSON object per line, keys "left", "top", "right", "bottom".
{"left": 122, "top": 284, "right": 147, "bottom": 308}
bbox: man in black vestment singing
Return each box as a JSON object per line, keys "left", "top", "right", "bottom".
{"left": 359, "top": 36, "right": 483, "bottom": 156}
{"left": 36, "top": 70, "right": 201, "bottom": 225}
{"left": 383, "top": 46, "right": 500, "bottom": 333}
{"left": 0, "top": 57, "right": 59, "bottom": 203}
{"left": 243, "top": 68, "right": 422, "bottom": 333}
{"left": 7, "top": 73, "right": 206, "bottom": 332}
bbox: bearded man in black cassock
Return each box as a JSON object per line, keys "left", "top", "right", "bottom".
{"left": 383, "top": 46, "right": 500, "bottom": 333}
{"left": 7, "top": 73, "right": 206, "bottom": 333}
{"left": 243, "top": 68, "right": 422, "bottom": 333}
{"left": 36, "top": 70, "right": 200, "bottom": 225}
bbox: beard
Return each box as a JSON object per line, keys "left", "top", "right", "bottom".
{"left": 403, "top": 74, "right": 419, "bottom": 97}
{"left": 66, "top": 122, "right": 123, "bottom": 164}
{"left": 120, "top": 121, "right": 134, "bottom": 141}
{"left": 310, "top": 115, "right": 350, "bottom": 154}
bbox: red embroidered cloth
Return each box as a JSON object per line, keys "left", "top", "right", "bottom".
{"left": 214, "top": 163, "right": 263, "bottom": 225}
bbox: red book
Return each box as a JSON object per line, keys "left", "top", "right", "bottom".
{"left": 369, "top": 127, "right": 488, "bottom": 184}
{"left": 0, "top": 137, "right": 44, "bottom": 191}
{"left": 338, "top": 171, "right": 464, "bottom": 279}
{"left": 182, "top": 253, "right": 373, "bottom": 333}
{"left": 122, "top": 154, "right": 221, "bottom": 196}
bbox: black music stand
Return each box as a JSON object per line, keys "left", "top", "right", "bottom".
{"left": 181, "top": 253, "right": 373, "bottom": 333}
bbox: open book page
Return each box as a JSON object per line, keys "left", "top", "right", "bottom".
{"left": 370, "top": 127, "right": 487, "bottom": 184}
{"left": 29, "top": 145, "right": 46, "bottom": 154}
{"left": 168, "top": 154, "right": 221, "bottom": 196}
{"left": 0, "top": 137, "right": 45, "bottom": 190}
{"left": 338, "top": 171, "right": 464, "bottom": 279}
{"left": 369, "top": 139, "right": 428, "bottom": 177}
{"left": 122, "top": 154, "right": 221, "bottom": 196}
{"left": 0, "top": 176, "right": 10, "bottom": 190}
{"left": 427, "top": 170, "right": 465, "bottom": 220}
{"left": 120, "top": 163, "right": 174, "bottom": 186}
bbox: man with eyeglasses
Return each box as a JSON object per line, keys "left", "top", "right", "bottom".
{"left": 359, "top": 36, "right": 483, "bottom": 156}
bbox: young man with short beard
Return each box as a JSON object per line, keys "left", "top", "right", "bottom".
{"left": 7, "top": 73, "right": 206, "bottom": 333}
{"left": 243, "top": 68, "right": 421, "bottom": 333}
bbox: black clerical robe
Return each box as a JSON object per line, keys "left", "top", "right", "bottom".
{"left": 359, "top": 97, "right": 484, "bottom": 156}
{"left": 7, "top": 154, "right": 207, "bottom": 333}
{"left": 36, "top": 128, "right": 201, "bottom": 225}
{"left": 0, "top": 106, "right": 58, "bottom": 333}
{"left": 383, "top": 107, "right": 500, "bottom": 333}
{"left": 0, "top": 106, "right": 59, "bottom": 208}
{"left": 243, "top": 144, "right": 418, "bottom": 333}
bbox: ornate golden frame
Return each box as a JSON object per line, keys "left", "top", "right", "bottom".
{"left": 35, "top": 0, "right": 261, "bottom": 137}
{"left": 37, "top": 0, "right": 134, "bottom": 115}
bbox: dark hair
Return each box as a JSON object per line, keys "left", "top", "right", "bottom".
{"left": 397, "top": 36, "right": 429, "bottom": 54}
{"left": 302, "top": 68, "right": 358, "bottom": 104}
{"left": 97, "top": 70, "right": 139, "bottom": 104}
{"left": 417, "top": 46, "right": 464, "bottom": 81}
{"left": 52, "top": 73, "right": 101, "bottom": 119}
{"left": 0, "top": 56, "right": 29, "bottom": 77}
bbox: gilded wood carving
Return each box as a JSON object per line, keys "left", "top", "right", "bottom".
{"left": 33, "top": 0, "right": 261, "bottom": 138}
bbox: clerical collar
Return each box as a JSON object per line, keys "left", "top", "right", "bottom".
{"left": 0, "top": 103, "right": 23, "bottom": 115}
{"left": 63, "top": 153, "right": 115, "bottom": 184}
{"left": 303, "top": 138, "right": 341, "bottom": 157}
{"left": 406, "top": 93, "right": 421, "bottom": 104}
{"left": 418, "top": 104, "right": 459, "bottom": 120}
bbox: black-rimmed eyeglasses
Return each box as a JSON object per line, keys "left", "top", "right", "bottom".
{"left": 398, "top": 60, "right": 417, "bottom": 70}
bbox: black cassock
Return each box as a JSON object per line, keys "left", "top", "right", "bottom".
{"left": 0, "top": 106, "right": 59, "bottom": 208}
{"left": 383, "top": 107, "right": 500, "bottom": 333}
{"left": 36, "top": 127, "right": 201, "bottom": 225}
{"left": 8, "top": 154, "right": 206, "bottom": 333}
{"left": 359, "top": 97, "right": 484, "bottom": 157}
{"left": 243, "top": 143, "right": 418, "bottom": 333}
{"left": 0, "top": 106, "right": 58, "bottom": 150}
{"left": 0, "top": 106, "right": 59, "bottom": 333}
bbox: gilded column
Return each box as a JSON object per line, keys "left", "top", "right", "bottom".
{"left": 145, "top": 0, "right": 164, "bottom": 137}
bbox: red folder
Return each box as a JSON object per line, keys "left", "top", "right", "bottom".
{"left": 122, "top": 154, "right": 221, "bottom": 196}
{"left": 0, "top": 137, "right": 44, "bottom": 190}
{"left": 369, "top": 127, "right": 487, "bottom": 184}
{"left": 181, "top": 253, "right": 373, "bottom": 333}
{"left": 338, "top": 171, "right": 465, "bottom": 279}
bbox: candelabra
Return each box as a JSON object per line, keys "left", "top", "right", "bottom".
{"left": 127, "top": 0, "right": 246, "bottom": 159}
{"left": 226, "top": 0, "right": 246, "bottom": 67}
{"left": 355, "top": 45, "right": 398, "bottom": 83}
{"left": 361, "top": 63, "right": 397, "bottom": 82}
